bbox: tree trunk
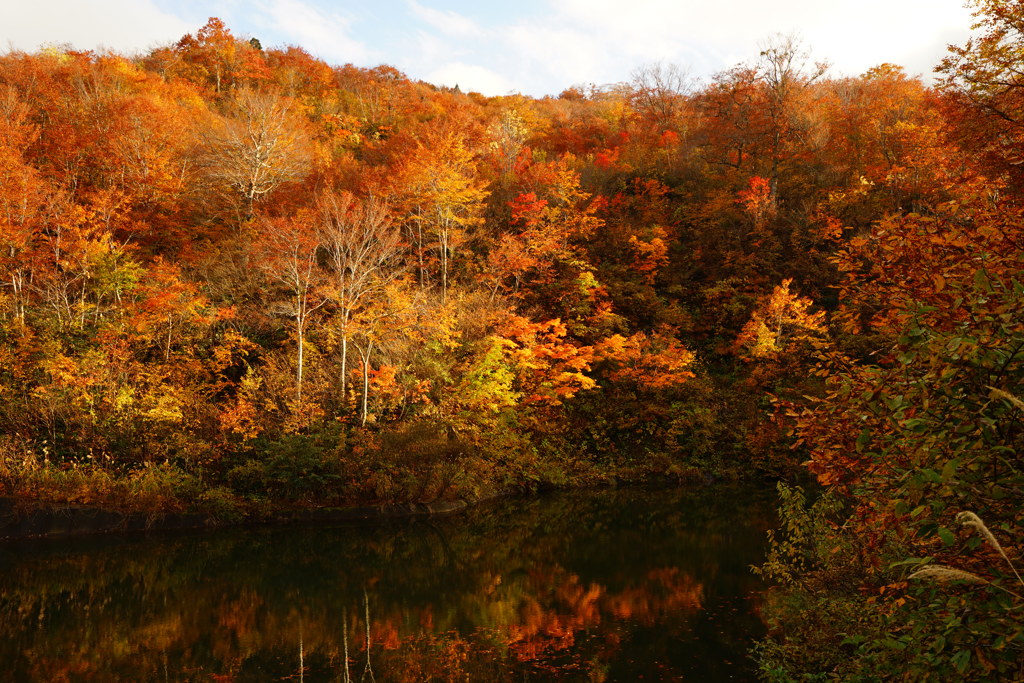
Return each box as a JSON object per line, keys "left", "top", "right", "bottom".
{"left": 296, "top": 318, "right": 304, "bottom": 401}
{"left": 359, "top": 341, "right": 373, "bottom": 426}
{"left": 341, "top": 333, "right": 348, "bottom": 400}
{"left": 440, "top": 228, "right": 449, "bottom": 306}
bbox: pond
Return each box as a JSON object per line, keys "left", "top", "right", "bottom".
{"left": 0, "top": 484, "right": 776, "bottom": 681}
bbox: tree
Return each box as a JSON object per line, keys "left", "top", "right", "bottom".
{"left": 629, "top": 62, "right": 694, "bottom": 132}
{"left": 595, "top": 331, "right": 695, "bottom": 390}
{"left": 486, "top": 158, "right": 602, "bottom": 308}
{"left": 399, "top": 131, "right": 487, "bottom": 303}
{"left": 734, "top": 278, "right": 825, "bottom": 361}
{"left": 821, "top": 65, "right": 950, "bottom": 220}
{"left": 129, "top": 258, "right": 211, "bottom": 363}
{"left": 488, "top": 108, "right": 529, "bottom": 180}
{"left": 496, "top": 314, "right": 597, "bottom": 408}
{"left": 696, "top": 65, "right": 764, "bottom": 173}
{"left": 938, "top": 0, "right": 1024, "bottom": 191}
{"left": 317, "top": 192, "right": 404, "bottom": 403}
{"left": 0, "top": 87, "right": 48, "bottom": 324}
{"left": 168, "top": 18, "right": 269, "bottom": 94}
{"left": 202, "top": 88, "right": 312, "bottom": 222}
{"left": 757, "top": 34, "right": 829, "bottom": 200}
{"left": 254, "top": 211, "right": 327, "bottom": 401}
{"left": 350, "top": 280, "right": 419, "bottom": 426}
{"left": 760, "top": 199, "right": 1024, "bottom": 680}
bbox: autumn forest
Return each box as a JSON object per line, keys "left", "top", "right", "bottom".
{"left": 1, "top": 1, "right": 1023, "bottom": 679}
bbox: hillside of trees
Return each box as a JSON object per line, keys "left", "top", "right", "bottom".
{"left": 0, "top": 5, "right": 1022, "bottom": 677}
{"left": 0, "top": 20, "right": 856, "bottom": 507}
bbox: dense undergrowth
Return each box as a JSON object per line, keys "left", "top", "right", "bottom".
{"left": 750, "top": 2, "right": 1024, "bottom": 677}
{"left": 2, "top": 4, "right": 1024, "bottom": 678}
{"left": 0, "top": 23, "right": 841, "bottom": 517}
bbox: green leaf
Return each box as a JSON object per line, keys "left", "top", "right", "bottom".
{"left": 880, "top": 637, "right": 907, "bottom": 651}
{"left": 889, "top": 556, "right": 933, "bottom": 569}
{"left": 951, "top": 648, "right": 971, "bottom": 674}
{"left": 903, "top": 417, "right": 929, "bottom": 432}
{"left": 938, "top": 527, "right": 956, "bottom": 546}
{"left": 974, "top": 269, "right": 992, "bottom": 293}
{"left": 941, "top": 458, "right": 960, "bottom": 482}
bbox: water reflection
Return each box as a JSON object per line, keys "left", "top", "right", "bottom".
{"left": 0, "top": 485, "right": 774, "bottom": 681}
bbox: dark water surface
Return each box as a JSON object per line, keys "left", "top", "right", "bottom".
{"left": 0, "top": 485, "right": 776, "bottom": 681}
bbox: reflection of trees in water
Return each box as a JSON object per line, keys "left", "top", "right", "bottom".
{"left": 0, "top": 486, "right": 772, "bottom": 681}
{"left": 494, "top": 563, "right": 704, "bottom": 678}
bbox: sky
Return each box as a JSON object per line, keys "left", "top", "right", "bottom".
{"left": 0, "top": 0, "right": 977, "bottom": 97}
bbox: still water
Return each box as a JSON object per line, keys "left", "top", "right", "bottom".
{"left": 0, "top": 485, "right": 776, "bottom": 681}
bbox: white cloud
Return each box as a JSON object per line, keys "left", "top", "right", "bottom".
{"left": 427, "top": 62, "right": 516, "bottom": 95}
{"left": 0, "top": 0, "right": 192, "bottom": 54}
{"left": 412, "top": 29, "right": 470, "bottom": 66}
{"left": 525, "top": 0, "right": 975, "bottom": 88}
{"left": 794, "top": 2, "right": 974, "bottom": 80}
{"left": 407, "top": 0, "right": 483, "bottom": 38}
{"left": 460, "top": 0, "right": 978, "bottom": 95}
{"left": 0, "top": 0, "right": 978, "bottom": 97}
{"left": 0, "top": 0, "right": 373, "bottom": 66}
{"left": 253, "top": 0, "right": 372, "bottom": 64}
{"left": 502, "top": 24, "right": 607, "bottom": 87}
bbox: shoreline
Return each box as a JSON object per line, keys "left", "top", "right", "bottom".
{"left": 0, "top": 474, "right": 731, "bottom": 542}
{"left": 0, "top": 493, "right": 508, "bottom": 542}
